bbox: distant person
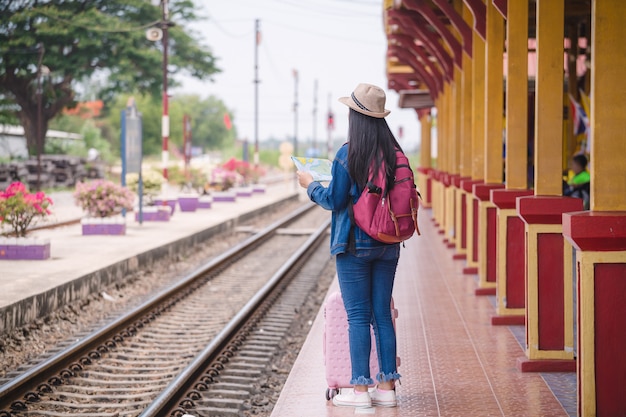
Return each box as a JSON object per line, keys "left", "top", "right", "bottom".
{"left": 297, "top": 83, "right": 401, "bottom": 408}
{"left": 564, "top": 153, "right": 590, "bottom": 209}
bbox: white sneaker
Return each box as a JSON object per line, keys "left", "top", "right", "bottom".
{"left": 370, "top": 387, "right": 397, "bottom": 407}
{"left": 332, "top": 389, "right": 372, "bottom": 408}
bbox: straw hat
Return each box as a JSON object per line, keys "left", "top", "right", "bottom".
{"left": 338, "top": 83, "right": 391, "bottom": 118}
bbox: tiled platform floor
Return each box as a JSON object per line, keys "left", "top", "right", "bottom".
{"left": 270, "top": 209, "right": 574, "bottom": 416}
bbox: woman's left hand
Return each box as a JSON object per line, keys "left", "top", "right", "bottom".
{"left": 296, "top": 171, "right": 314, "bottom": 188}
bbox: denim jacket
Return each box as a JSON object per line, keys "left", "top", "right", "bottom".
{"left": 307, "top": 143, "right": 394, "bottom": 255}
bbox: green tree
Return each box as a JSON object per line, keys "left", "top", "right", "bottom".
{"left": 175, "top": 95, "right": 237, "bottom": 151}
{"left": 107, "top": 93, "right": 164, "bottom": 156}
{"left": 0, "top": 0, "right": 219, "bottom": 156}
{"left": 105, "top": 92, "right": 236, "bottom": 156}
{"left": 47, "top": 115, "right": 115, "bottom": 163}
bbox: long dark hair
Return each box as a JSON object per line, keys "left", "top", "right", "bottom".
{"left": 347, "top": 108, "right": 403, "bottom": 191}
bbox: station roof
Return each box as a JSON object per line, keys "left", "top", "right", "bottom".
{"left": 385, "top": 0, "right": 592, "bottom": 106}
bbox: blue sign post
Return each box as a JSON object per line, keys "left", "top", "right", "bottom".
{"left": 121, "top": 98, "right": 143, "bottom": 223}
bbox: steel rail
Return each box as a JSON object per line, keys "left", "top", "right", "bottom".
{"left": 140, "top": 215, "right": 331, "bottom": 417}
{"left": 0, "top": 201, "right": 315, "bottom": 411}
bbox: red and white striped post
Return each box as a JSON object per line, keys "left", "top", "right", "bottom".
{"left": 161, "top": 0, "right": 170, "bottom": 193}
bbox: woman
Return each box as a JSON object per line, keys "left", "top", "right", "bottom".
{"left": 297, "top": 83, "right": 402, "bottom": 408}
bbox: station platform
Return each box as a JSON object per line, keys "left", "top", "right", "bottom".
{"left": 270, "top": 208, "right": 576, "bottom": 417}
{"left": 0, "top": 182, "right": 300, "bottom": 334}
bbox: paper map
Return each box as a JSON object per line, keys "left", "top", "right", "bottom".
{"left": 291, "top": 156, "right": 333, "bottom": 182}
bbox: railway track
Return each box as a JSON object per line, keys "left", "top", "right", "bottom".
{"left": 0, "top": 202, "right": 331, "bottom": 417}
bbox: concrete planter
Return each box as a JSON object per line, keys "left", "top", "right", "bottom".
{"left": 178, "top": 195, "right": 199, "bottom": 212}
{"left": 135, "top": 206, "right": 171, "bottom": 222}
{"left": 81, "top": 217, "right": 126, "bottom": 235}
{"left": 0, "top": 237, "right": 51, "bottom": 260}
{"left": 212, "top": 191, "right": 237, "bottom": 202}
{"left": 198, "top": 196, "right": 213, "bottom": 209}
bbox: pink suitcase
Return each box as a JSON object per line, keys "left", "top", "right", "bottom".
{"left": 323, "top": 291, "right": 399, "bottom": 400}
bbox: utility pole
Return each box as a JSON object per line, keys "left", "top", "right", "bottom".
{"left": 312, "top": 79, "right": 318, "bottom": 156}
{"left": 293, "top": 69, "right": 299, "bottom": 157}
{"left": 327, "top": 92, "right": 334, "bottom": 160}
{"left": 161, "top": 0, "right": 170, "bottom": 193}
{"left": 183, "top": 114, "right": 192, "bottom": 180}
{"left": 254, "top": 19, "right": 260, "bottom": 168}
{"left": 36, "top": 43, "right": 44, "bottom": 191}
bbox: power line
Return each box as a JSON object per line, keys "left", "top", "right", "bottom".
{"left": 208, "top": 17, "right": 254, "bottom": 38}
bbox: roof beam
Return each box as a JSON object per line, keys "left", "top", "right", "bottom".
{"left": 388, "top": 9, "right": 454, "bottom": 81}
{"left": 463, "top": 0, "right": 487, "bottom": 40}
{"left": 390, "top": 33, "right": 445, "bottom": 93}
{"left": 431, "top": 0, "right": 473, "bottom": 56}
{"left": 402, "top": 0, "right": 464, "bottom": 68}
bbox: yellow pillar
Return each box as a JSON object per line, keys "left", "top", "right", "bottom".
{"left": 450, "top": 70, "right": 459, "bottom": 177}
{"left": 445, "top": 67, "right": 462, "bottom": 245}
{"left": 492, "top": 0, "right": 532, "bottom": 322}
{"left": 533, "top": 0, "right": 563, "bottom": 196}
{"left": 418, "top": 112, "right": 432, "bottom": 208}
{"left": 420, "top": 113, "right": 432, "bottom": 169}
{"left": 471, "top": 33, "right": 485, "bottom": 183}
{"left": 517, "top": 0, "right": 580, "bottom": 372}
{"left": 455, "top": 3, "right": 474, "bottom": 258}
{"left": 526, "top": 0, "right": 567, "bottom": 359}
{"left": 590, "top": 1, "right": 626, "bottom": 212}
{"left": 484, "top": 2, "right": 504, "bottom": 186}
{"left": 505, "top": 0, "right": 529, "bottom": 191}
{"left": 464, "top": 28, "right": 486, "bottom": 272}
{"left": 433, "top": 96, "right": 445, "bottom": 229}
{"left": 491, "top": 0, "right": 532, "bottom": 324}
{"left": 440, "top": 83, "right": 452, "bottom": 234}
{"left": 475, "top": 0, "right": 505, "bottom": 292}
{"left": 565, "top": 2, "right": 626, "bottom": 415}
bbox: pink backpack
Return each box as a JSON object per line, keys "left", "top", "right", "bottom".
{"left": 352, "top": 149, "right": 420, "bottom": 243}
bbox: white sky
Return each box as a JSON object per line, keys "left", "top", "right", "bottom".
{"left": 174, "top": 0, "right": 421, "bottom": 154}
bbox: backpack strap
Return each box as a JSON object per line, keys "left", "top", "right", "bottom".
{"left": 346, "top": 182, "right": 359, "bottom": 254}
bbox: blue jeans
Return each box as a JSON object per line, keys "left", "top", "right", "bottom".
{"left": 336, "top": 244, "right": 402, "bottom": 386}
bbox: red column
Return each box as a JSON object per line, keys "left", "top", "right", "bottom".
{"left": 490, "top": 189, "right": 534, "bottom": 325}
{"left": 516, "top": 195, "right": 582, "bottom": 372}
{"left": 563, "top": 212, "right": 626, "bottom": 416}
{"left": 473, "top": 183, "right": 505, "bottom": 295}
{"left": 417, "top": 167, "right": 432, "bottom": 208}
{"left": 460, "top": 178, "right": 483, "bottom": 274}
{"left": 452, "top": 175, "right": 472, "bottom": 260}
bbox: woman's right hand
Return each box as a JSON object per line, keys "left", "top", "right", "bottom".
{"left": 296, "top": 171, "right": 314, "bottom": 189}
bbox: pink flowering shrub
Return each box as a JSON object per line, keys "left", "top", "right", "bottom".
{"left": 208, "top": 167, "right": 240, "bottom": 191}
{"left": 0, "top": 182, "right": 53, "bottom": 237}
{"left": 222, "top": 158, "right": 265, "bottom": 185}
{"left": 74, "top": 180, "right": 135, "bottom": 218}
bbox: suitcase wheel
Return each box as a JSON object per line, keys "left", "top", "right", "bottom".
{"left": 325, "top": 388, "right": 339, "bottom": 400}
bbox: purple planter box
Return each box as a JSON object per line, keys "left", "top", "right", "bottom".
{"left": 153, "top": 199, "right": 177, "bottom": 215}
{"left": 235, "top": 187, "right": 253, "bottom": 197}
{"left": 82, "top": 223, "right": 126, "bottom": 235}
{"left": 212, "top": 192, "right": 236, "bottom": 202}
{"left": 198, "top": 197, "right": 212, "bottom": 209}
{"left": 0, "top": 242, "right": 50, "bottom": 260}
{"left": 178, "top": 196, "right": 199, "bottom": 212}
{"left": 252, "top": 185, "right": 266, "bottom": 194}
{"left": 135, "top": 208, "right": 171, "bottom": 222}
